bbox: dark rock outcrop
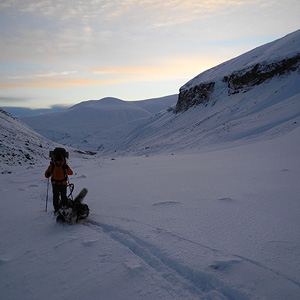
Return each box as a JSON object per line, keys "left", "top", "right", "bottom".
{"left": 224, "top": 53, "right": 300, "bottom": 95}
{"left": 175, "top": 82, "right": 215, "bottom": 113}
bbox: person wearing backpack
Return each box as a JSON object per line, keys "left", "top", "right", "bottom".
{"left": 45, "top": 148, "right": 73, "bottom": 213}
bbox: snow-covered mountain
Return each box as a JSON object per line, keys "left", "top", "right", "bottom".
{"left": 106, "top": 30, "right": 300, "bottom": 156}
{"left": 0, "top": 108, "right": 56, "bottom": 169}
{"left": 177, "top": 29, "right": 300, "bottom": 112}
{"left": 21, "top": 95, "right": 177, "bottom": 151}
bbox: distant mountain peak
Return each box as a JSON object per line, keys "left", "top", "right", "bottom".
{"left": 20, "top": 95, "right": 177, "bottom": 151}
{"left": 99, "top": 97, "right": 124, "bottom": 103}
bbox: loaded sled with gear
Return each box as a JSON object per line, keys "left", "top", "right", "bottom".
{"left": 56, "top": 188, "right": 90, "bottom": 224}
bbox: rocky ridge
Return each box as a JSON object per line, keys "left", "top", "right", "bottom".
{"left": 176, "top": 52, "right": 300, "bottom": 113}
{"left": 176, "top": 30, "right": 300, "bottom": 113}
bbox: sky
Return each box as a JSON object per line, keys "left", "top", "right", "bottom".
{"left": 0, "top": 0, "right": 299, "bottom": 109}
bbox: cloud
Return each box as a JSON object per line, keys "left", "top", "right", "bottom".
{"left": 0, "top": 50, "right": 224, "bottom": 92}
{"left": 0, "top": 96, "right": 31, "bottom": 107}
{"left": 0, "top": 96, "right": 29, "bottom": 103}
{"left": 0, "top": 64, "right": 200, "bottom": 91}
{"left": 0, "top": 0, "right": 281, "bottom": 65}
{"left": 0, "top": 75, "right": 129, "bottom": 90}
{"left": 0, "top": 0, "right": 271, "bottom": 26}
{"left": 91, "top": 53, "right": 222, "bottom": 79}
{"left": 101, "top": 0, "right": 272, "bottom": 27}
{"left": 34, "top": 71, "right": 78, "bottom": 77}
{"left": 1, "top": 0, "right": 298, "bottom": 108}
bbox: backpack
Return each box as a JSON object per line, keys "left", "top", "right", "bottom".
{"left": 49, "top": 147, "right": 69, "bottom": 160}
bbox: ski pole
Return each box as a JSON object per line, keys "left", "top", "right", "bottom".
{"left": 45, "top": 177, "right": 49, "bottom": 212}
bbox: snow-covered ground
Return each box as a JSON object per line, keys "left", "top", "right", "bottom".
{"left": 1, "top": 124, "right": 300, "bottom": 299}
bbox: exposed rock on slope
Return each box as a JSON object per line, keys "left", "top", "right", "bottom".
{"left": 176, "top": 82, "right": 215, "bottom": 112}
{"left": 0, "top": 108, "right": 54, "bottom": 167}
{"left": 225, "top": 53, "right": 300, "bottom": 96}
{"left": 176, "top": 30, "right": 300, "bottom": 113}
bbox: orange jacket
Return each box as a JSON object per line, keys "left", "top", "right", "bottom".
{"left": 45, "top": 157, "right": 73, "bottom": 185}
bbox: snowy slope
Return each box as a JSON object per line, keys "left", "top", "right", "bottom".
{"left": 133, "top": 94, "right": 177, "bottom": 114}
{"left": 182, "top": 29, "right": 300, "bottom": 90}
{"left": 1, "top": 125, "right": 300, "bottom": 300}
{"left": 0, "top": 108, "right": 55, "bottom": 169}
{"left": 106, "top": 30, "right": 300, "bottom": 156}
{"left": 21, "top": 95, "right": 177, "bottom": 151}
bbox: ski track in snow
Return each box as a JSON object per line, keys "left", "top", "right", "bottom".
{"left": 86, "top": 220, "right": 232, "bottom": 299}
{"left": 83, "top": 219, "right": 268, "bottom": 300}
{"left": 232, "top": 254, "right": 300, "bottom": 288}
{"left": 78, "top": 216, "right": 300, "bottom": 300}
{"left": 157, "top": 232, "right": 300, "bottom": 290}
{"left": 164, "top": 225, "right": 300, "bottom": 292}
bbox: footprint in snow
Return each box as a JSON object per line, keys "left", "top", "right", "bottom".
{"left": 82, "top": 239, "right": 100, "bottom": 246}
{"left": 152, "top": 201, "right": 181, "bottom": 207}
{"left": 28, "top": 184, "right": 39, "bottom": 188}
{"left": 124, "top": 261, "right": 143, "bottom": 271}
{"left": 209, "top": 259, "right": 241, "bottom": 271}
{"left": 217, "top": 197, "right": 235, "bottom": 202}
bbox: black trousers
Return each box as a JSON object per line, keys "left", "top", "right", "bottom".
{"left": 52, "top": 184, "right": 67, "bottom": 211}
